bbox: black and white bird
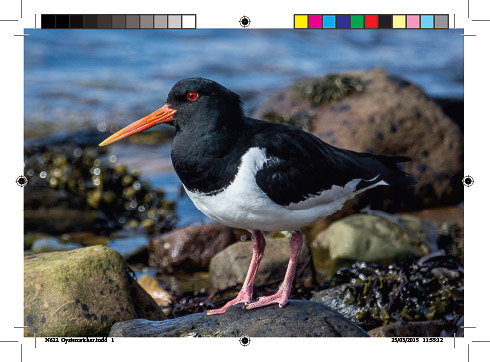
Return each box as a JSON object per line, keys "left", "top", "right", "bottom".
{"left": 100, "top": 77, "right": 417, "bottom": 315}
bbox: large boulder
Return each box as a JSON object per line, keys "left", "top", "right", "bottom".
{"left": 24, "top": 246, "right": 166, "bottom": 337}
{"left": 109, "top": 300, "right": 369, "bottom": 337}
{"left": 253, "top": 69, "right": 463, "bottom": 209}
{"left": 311, "top": 214, "right": 438, "bottom": 282}
{"left": 209, "top": 236, "right": 314, "bottom": 290}
{"left": 149, "top": 224, "right": 234, "bottom": 272}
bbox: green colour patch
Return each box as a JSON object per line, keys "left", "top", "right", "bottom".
{"left": 350, "top": 15, "right": 364, "bottom": 28}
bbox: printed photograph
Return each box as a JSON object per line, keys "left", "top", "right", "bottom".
{"left": 24, "top": 28, "right": 463, "bottom": 337}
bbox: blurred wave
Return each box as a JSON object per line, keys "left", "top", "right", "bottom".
{"left": 25, "top": 29, "right": 463, "bottom": 128}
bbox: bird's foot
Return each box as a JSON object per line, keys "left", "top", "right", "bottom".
{"left": 206, "top": 289, "right": 253, "bottom": 315}
{"left": 246, "top": 289, "right": 289, "bottom": 310}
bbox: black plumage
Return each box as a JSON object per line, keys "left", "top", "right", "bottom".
{"left": 167, "top": 78, "right": 416, "bottom": 205}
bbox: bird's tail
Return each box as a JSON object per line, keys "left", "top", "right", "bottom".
{"left": 367, "top": 154, "right": 418, "bottom": 187}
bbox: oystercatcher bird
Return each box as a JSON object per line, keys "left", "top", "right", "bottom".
{"left": 100, "top": 77, "right": 417, "bottom": 315}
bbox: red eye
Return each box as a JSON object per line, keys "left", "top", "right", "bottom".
{"left": 186, "top": 92, "right": 199, "bottom": 101}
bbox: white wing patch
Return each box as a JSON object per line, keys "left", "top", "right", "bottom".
{"left": 286, "top": 176, "right": 388, "bottom": 211}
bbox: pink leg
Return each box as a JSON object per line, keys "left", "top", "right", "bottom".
{"left": 246, "top": 231, "right": 303, "bottom": 310}
{"left": 207, "top": 230, "right": 266, "bottom": 315}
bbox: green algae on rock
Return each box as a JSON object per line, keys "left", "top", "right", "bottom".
{"left": 293, "top": 73, "right": 365, "bottom": 105}
{"left": 24, "top": 246, "right": 166, "bottom": 337}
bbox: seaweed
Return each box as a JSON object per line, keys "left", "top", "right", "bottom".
{"left": 324, "top": 255, "right": 463, "bottom": 327}
{"left": 294, "top": 73, "right": 365, "bottom": 105}
{"left": 24, "top": 138, "right": 176, "bottom": 235}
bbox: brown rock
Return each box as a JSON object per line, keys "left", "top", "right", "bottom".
{"left": 253, "top": 69, "right": 463, "bottom": 209}
{"left": 137, "top": 275, "right": 172, "bottom": 315}
{"left": 149, "top": 224, "right": 234, "bottom": 272}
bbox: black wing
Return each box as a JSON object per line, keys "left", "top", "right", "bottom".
{"left": 249, "top": 119, "right": 416, "bottom": 207}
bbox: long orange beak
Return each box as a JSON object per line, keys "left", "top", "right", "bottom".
{"left": 99, "top": 104, "right": 177, "bottom": 146}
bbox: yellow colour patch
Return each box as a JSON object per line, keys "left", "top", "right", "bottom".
{"left": 295, "top": 15, "right": 308, "bottom": 29}
{"left": 393, "top": 15, "right": 406, "bottom": 28}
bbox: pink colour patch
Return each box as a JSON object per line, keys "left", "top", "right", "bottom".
{"left": 407, "top": 15, "right": 420, "bottom": 28}
{"left": 308, "top": 15, "right": 322, "bottom": 28}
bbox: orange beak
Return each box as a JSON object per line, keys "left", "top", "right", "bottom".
{"left": 99, "top": 104, "right": 177, "bottom": 146}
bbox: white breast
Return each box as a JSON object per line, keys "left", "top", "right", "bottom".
{"left": 184, "top": 147, "right": 386, "bottom": 232}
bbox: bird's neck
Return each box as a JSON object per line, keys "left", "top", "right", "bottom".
{"left": 170, "top": 126, "right": 247, "bottom": 194}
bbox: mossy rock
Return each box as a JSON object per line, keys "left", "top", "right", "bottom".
{"left": 24, "top": 245, "right": 165, "bottom": 337}
{"left": 311, "top": 214, "right": 438, "bottom": 282}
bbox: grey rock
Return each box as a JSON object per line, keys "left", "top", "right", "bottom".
{"left": 310, "top": 284, "right": 364, "bottom": 327}
{"left": 209, "top": 237, "right": 314, "bottom": 290}
{"left": 109, "top": 300, "right": 369, "bottom": 337}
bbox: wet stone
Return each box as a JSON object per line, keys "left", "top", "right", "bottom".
{"left": 149, "top": 224, "right": 234, "bottom": 273}
{"left": 137, "top": 275, "right": 172, "bottom": 315}
{"left": 109, "top": 300, "right": 369, "bottom": 337}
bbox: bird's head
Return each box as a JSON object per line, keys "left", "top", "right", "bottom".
{"left": 99, "top": 77, "right": 243, "bottom": 146}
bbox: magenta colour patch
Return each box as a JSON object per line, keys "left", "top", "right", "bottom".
{"left": 407, "top": 15, "right": 420, "bottom": 28}
{"left": 308, "top": 15, "right": 322, "bottom": 28}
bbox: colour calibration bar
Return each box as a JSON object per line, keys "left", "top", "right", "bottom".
{"left": 41, "top": 14, "right": 197, "bottom": 29}
{"left": 294, "top": 14, "right": 449, "bottom": 29}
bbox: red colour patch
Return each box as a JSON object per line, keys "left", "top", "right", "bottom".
{"left": 365, "top": 15, "right": 378, "bottom": 28}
